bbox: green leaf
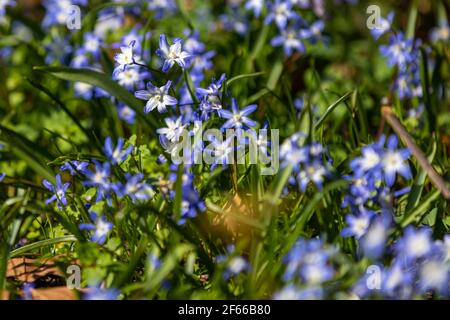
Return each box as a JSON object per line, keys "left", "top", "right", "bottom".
{"left": 406, "top": 0, "right": 418, "bottom": 39}
{"left": 10, "top": 235, "right": 78, "bottom": 258}
{"left": 226, "top": 71, "right": 266, "bottom": 88}
{"left": 314, "top": 91, "right": 353, "bottom": 130}
{"left": 267, "top": 61, "right": 283, "bottom": 91}
{"left": 183, "top": 69, "right": 200, "bottom": 104}
{"left": 0, "top": 124, "right": 55, "bottom": 181}
{"left": 284, "top": 180, "right": 348, "bottom": 255}
{"left": 26, "top": 78, "right": 101, "bottom": 151}
{"left": 401, "top": 189, "right": 441, "bottom": 227}
{"left": 33, "top": 66, "right": 159, "bottom": 133}
{"left": 173, "top": 164, "right": 183, "bottom": 222}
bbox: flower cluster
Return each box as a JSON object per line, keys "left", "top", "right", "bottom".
{"left": 41, "top": 136, "right": 154, "bottom": 245}
{"left": 353, "top": 226, "right": 449, "bottom": 299}
{"left": 373, "top": 13, "right": 423, "bottom": 100}
{"left": 343, "top": 135, "right": 411, "bottom": 212}
{"left": 341, "top": 135, "right": 412, "bottom": 258}
{"left": 280, "top": 134, "right": 330, "bottom": 192}
{"left": 274, "top": 237, "right": 336, "bottom": 300}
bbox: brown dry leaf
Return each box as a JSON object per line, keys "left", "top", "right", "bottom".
{"left": 7, "top": 257, "right": 64, "bottom": 283}
{"left": 0, "top": 290, "right": 10, "bottom": 300}
{"left": 28, "top": 287, "right": 79, "bottom": 300}
{"left": 7, "top": 256, "right": 80, "bottom": 283}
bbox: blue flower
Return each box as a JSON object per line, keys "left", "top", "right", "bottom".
{"left": 156, "top": 34, "right": 192, "bottom": 73}
{"left": 418, "top": 259, "right": 449, "bottom": 296}
{"left": 148, "top": 0, "right": 176, "bottom": 19}
{"left": 82, "top": 161, "right": 113, "bottom": 204}
{"left": 341, "top": 208, "right": 375, "bottom": 239}
{"left": 103, "top": 137, "right": 133, "bottom": 165}
{"left": 394, "top": 226, "right": 434, "bottom": 262}
{"left": 280, "top": 136, "right": 330, "bottom": 192}
{"left": 82, "top": 32, "right": 103, "bottom": 59}
{"left": 0, "top": 173, "right": 5, "bottom": 182}
{"left": 380, "top": 32, "right": 415, "bottom": 70}
{"left": 279, "top": 133, "right": 308, "bottom": 171}
{"left": 117, "top": 104, "right": 136, "bottom": 125}
{"left": 42, "top": 0, "right": 87, "bottom": 28}
{"left": 246, "top": 124, "right": 271, "bottom": 157}
{"left": 60, "top": 160, "right": 89, "bottom": 176}
{"left": 381, "top": 135, "right": 411, "bottom": 187}
{"left": 360, "top": 213, "right": 391, "bottom": 259}
{"left": 196, "top": 74, "right": 226, "bottom": 119}
{"left": 42, "top": 174, "right": 70, "bottom": 208}
{"left": 273, "top": 284, "right": 325, "bottom": 300}
{"left": 430, "top": 21, "right": 449, "bottom": 43}
{"left": 392, "top": 69, "right": 422, "bottom": 100}
{"left": 345, "top": 134, "right": 411, "bottom": 210}
{"left": 113, "top": 27, "right": 150, "bottom": 60}
{"left": 218, "top": 98, "right": 257, "bottom": 132}
{"left": 183, "top": 31, "right": 216, "bottom": 76}
{"left": 300, "top": 20, "right": 326, "bottom": 44}
{"left": 114, "top": 173, "right": 154, "bottom": 203}
{"left": 0, "top": 0, "right": 14, "bottom": 17}
{"left": 168, "top": 166, "right": 206, "bottom": 224}
{"left": 273, "top": 284, "right": 303, "bottom": 300}
{"left": 113, "top": 41, "right": 137, "bottom": 76}
{"left": 370, "top": 12, "right": 395, "bottom": 40}
{"left": 300, "top": 263, "right": 334, "bottom": 285}
{"left": 296, "top": 161, "right": 327, "bottom": 191}
{"left": 135, "top": 80, "right": 178, "bottom": 113}
{"left": 293, "top": 286, "right": 325, "bottom": 300}
{"left": 271, "top": 28, "right": 305, "bottom": 56}
{"left": 70, "top": 49, "right": 90, "bottom": 68}
{"left": 380, "top": 260, "right": 414, "bottom": 298}
{"left": 114, "top": 65, "right": 147, "bottom": 91}
{"left": 79, "top": 211, "right": 113, "bottom": 245}
{"left": 157, "top": 116, "right": 187, "bottom": 143}
{"left": 74, "top": 82, "right": 94, "bottom": 100}
{"left": 245, "top": 0, "right": 264, "bottom": 17}
{"left": 219, "top": 12, "right": 249, "bottom": 35}
{"left": 349, "top": 139, "right": 383, "bottom": 176}
{"left": 148, "top": 254, "right": 162, "bottom": 270}
{"left": 265, "top": 0, "right": 297, "bottom": 30}
{"left": 44, "top": 35, "right": 72, "bottom": 64}
{"left": 223, "top": 256, "right": 251, "bottom": 279}
{"left": 83, "top": 287, "right": 119, "bottom": 300}
{"left": 204, "top": 136, "right": 236, "bottom": 170}
{"left": 283, "top": 237, "right": 335, "bottom": 284}
{"left": 22, "top": 282, "right": 35, "bottom": 300}
{"left": 217, "top": 245, "right": 250, "bottom": 279}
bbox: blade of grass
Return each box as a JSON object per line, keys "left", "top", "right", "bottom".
{"left": 314, "top": 91, "right": 352, "bottom": 130}
{"left": 33, "top": 66, "right": 159, "bottom": 132}
{"left": 10, "top": 235, "right": 78, "bottom": 258}
{"left": 0, "top": 124, "right": 54, "bottom": 181}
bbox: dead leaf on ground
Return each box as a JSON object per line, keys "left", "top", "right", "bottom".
{"left": 28, "top": 287, "right": 80, "bottom": 300}
{"left": 7, "top": 256, "right": 80, "bottom": 283}
{"left": 0, "top": 290, "right": 10, "bottom": 300}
